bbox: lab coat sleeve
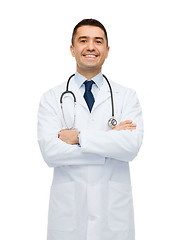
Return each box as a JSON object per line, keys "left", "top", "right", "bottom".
{"left": 80, "top": 89, "right": 144, "bottom": 162}
{"left": 37, "top": 89, "right": 105, "bottom": 167}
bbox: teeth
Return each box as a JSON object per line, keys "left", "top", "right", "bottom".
{"left": 84, "top": 55, "right": 96, "bottom": 58}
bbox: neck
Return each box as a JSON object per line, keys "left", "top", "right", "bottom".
{"left": 77, "top": 66, "right": 102, "bottom": 80}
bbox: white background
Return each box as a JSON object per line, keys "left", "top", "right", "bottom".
{"left": 0, "top": 0, "right": 180, "bottom": 239}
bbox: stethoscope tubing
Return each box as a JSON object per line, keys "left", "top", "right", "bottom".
{"left": 102, "top": 74, "right": 114, "bottom": 118}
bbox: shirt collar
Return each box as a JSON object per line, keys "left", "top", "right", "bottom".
{"left": 74, "top": 71, "right": 104, "bottom": 89}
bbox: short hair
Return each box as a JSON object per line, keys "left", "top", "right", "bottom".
{"left": 71, "top": 19, "right": 108, "bottom": 46}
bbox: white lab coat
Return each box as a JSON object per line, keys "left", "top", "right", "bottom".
{"left": 37, "top": 76, "right": 143, "bottom": 240}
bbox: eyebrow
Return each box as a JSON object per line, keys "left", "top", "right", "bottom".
{"left": 78, "top": 36, "right": 104, "bottom": 41}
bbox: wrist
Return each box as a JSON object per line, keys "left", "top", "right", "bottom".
{"left": 75, "top": 131, "right": 80, "bottom": 144}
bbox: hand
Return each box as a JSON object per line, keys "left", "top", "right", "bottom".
{"left": 112, "top": 120, "right": 136, "bottom": 131}
{"left": 58, "top": 129, "right": 80, "bottom": 145}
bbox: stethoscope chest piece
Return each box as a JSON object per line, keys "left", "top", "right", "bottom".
{"left": 108, "top": 118, "right": 117, "bottom": 128}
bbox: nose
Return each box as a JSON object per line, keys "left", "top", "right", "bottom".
{"left": 87, "top": 40, "right": 95, "bottom": 51}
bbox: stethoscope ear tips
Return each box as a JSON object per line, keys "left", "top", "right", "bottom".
{"left": 108, "top": 118, "right": 117, "bottom": 128}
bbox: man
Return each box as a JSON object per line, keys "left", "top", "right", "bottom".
{"left": 38, "top": 19, "right": 143, "bottom": 240}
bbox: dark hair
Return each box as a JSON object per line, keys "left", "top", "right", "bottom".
{"left": 71, "top": 19, "right": 108, "bottom": 46}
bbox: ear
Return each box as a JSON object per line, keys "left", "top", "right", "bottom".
{"left": 70, "top": 45, "right": 75, "bottom": 57}
{"left": 106, "top": 46, "right": 110, "bottom": 59}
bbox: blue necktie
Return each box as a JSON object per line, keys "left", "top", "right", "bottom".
{"left": 84, "top": 80, "right": 95, "bottom": 112}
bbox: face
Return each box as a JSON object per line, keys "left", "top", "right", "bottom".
{"left": 70, "top": 25, "right": 109, "bottom": 74}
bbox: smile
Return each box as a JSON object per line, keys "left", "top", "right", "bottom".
{"left": 83, "top": 54, "right": 98, "bottom": 58}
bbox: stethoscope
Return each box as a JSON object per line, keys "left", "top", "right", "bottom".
{"left": 60, "top": 74, "right": 117, "bottom": 129}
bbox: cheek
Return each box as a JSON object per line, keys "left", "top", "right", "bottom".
{"left": 74, "top": 48, "right": 83, "bottom": 59}
{"left": 100, "top": 52, "right": 108, "bottom": 61}
{"left": 99, "top": 47, "right": 108, "bottom": 57}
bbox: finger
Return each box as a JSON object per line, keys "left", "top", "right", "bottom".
{"left": 123, "top": 120, "right": 133, "bottom": 123}
{"left": 113, "top": 125, "right": 136, "bottom": 131}
{"left": 119, "top": 120, "right": 133, "bottom": 126}
{"left": 121, "top": 123, "right": 136, "bottom": 128}
{"left": 127, "top": 124, "right": 136, "bottom": 127}
{"left": 124, "top": 126, "right": 136, "bottom": 130}
{"left": 124, "top": 124, "right": 136, "bottom": 128}
{"left": 120, "top": 124, "right": 136, "bottom": 130}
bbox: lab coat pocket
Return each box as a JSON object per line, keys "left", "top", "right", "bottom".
{"left": 108, "top": 181, "right": 134, "bottom": 231}
{"left": 48, "top": 181, "right": 76, "bottom": 231}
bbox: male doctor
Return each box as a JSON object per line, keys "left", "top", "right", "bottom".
{"left": 38, "top": 19, "right": 143, "bottom": 240}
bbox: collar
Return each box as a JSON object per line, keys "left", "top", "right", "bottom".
{"left": 74, "top": 71, "right": 104, "bottom": 89}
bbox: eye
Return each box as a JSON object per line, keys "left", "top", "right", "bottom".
{"left": 80, "top": 40, "right": 87, "bottom": 43}
{"left": 96, "top": 40, "right": 102, "bottom": 44}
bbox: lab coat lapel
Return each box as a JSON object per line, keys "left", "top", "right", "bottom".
{"left": 70, "top": 78, "right": 88, "bottom": 110}
{"left": 92, "top": 80, "right": 110, "bottom": 112}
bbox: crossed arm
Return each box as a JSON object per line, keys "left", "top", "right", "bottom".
{"left": 38, "top": 88, "right": 143, "bottom": 166}
{"left": 58, "top": 120, "right": 136, "bottom": 145}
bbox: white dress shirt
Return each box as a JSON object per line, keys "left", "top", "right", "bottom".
{"left": 74, "top": 71, "right": 104, "bottom": 99}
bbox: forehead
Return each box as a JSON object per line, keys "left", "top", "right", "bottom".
{"left": 75, "top": 25, "right": 105, "bottom": 39}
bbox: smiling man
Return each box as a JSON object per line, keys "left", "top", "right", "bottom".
{"left": 38, "top": 19, "right": 144, "bottom": 240}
